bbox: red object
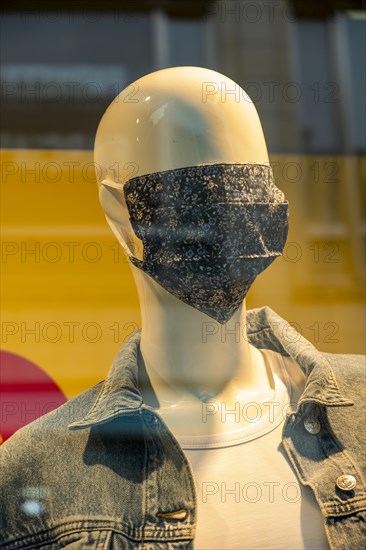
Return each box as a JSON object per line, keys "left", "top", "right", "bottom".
{"left": 0, "top": 350, "right": 67, "bottom": 443}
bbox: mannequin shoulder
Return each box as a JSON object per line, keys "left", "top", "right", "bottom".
{"left": 321, "top": 350, "right": 366, "bottom": 377}
{"left": 0, "top": 381, "right": 104, "bottom": 467}
{"left": 321, "top": 350, "right": 365, "bottom": 400}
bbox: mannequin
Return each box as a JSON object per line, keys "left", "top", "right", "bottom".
{"left": 93, "top": 68, "right": 334, "bottom": 550}
{"left": 1, "top": 66, "right": 363, "bottom": 550}
{"left": 95, "top": 66, "right": 292, "bottom": 438}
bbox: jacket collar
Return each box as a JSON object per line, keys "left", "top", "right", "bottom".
{"left": 68, "top": 305, "right": 353, "bottom": 430}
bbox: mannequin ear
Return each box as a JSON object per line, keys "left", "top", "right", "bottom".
{"left": 98, "top": 181, "right": 126, "bottom": 224}
{"left": 99, "top": 180, "right": 142, "bottom": 258}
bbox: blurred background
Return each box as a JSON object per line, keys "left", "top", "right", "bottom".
{"left": 1, "top": 0, "right": 365, "bottom": 442}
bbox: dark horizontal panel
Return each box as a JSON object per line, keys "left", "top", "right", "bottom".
{"left": 0, "top": 0, "right": 211, "bottom": 17}
{"left": 289, "top": 0, "right": 364, "bottom": 18}
{"left": 1, "top": 104, "right": 105, "bottom": 134}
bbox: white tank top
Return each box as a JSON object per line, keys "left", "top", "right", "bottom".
{"left": 173, "top": 349, "right": 330, "bottom": 550}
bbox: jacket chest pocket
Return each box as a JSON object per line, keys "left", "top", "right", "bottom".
{"left": 106, "top": 532, "right": 194, "bottom": 549}
{"left": 37, "top": 530, "right": 111, "bottom": 549}
{"left": 36, "top": 530, "right": 194, "bottom": 549}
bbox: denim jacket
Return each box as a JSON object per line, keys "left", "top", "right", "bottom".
{"left": 1, "top": 306, "right": 365, "bottom": 549}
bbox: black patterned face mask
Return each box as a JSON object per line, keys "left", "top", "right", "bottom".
{"left": 122, "top": 163, "right": 289, "bottom": 324}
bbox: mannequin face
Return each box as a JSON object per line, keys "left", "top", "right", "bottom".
{"left": 100, "top": 163, "right": 288, "bottom": 324}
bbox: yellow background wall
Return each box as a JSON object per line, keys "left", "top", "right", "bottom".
{"left": 1, "top": 150, "right": 365, "bottom": 401}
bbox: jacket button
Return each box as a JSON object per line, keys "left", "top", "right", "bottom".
{"left": 336, "top": 474, "right": 356, "bottom": 491}
{"left": 303, "top": 418, "right": 321, "bottom": 434}
{"left": 145, "top": 413, "right": 158, "bottom": 425}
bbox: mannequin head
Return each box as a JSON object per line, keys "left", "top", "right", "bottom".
{"left": 95, "top": 66, "right": 270, "bottom": 264}
{"left": 94, "top": 66, "right": 287, "bottom": 326}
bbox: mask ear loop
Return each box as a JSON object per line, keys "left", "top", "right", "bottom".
{"left": 100, "top": 179, "right": 145, "bottom": 269}
{"left": 125, "top": 212, "right": 145, "bottom": 270}
{"left": 128, "top": 252, "right": 144, "bottom": 270}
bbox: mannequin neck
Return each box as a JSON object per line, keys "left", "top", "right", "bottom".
{"left": 133, "top": 267, "right": 275, "bottom": 422}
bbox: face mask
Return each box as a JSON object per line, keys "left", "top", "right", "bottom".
{"left": 122, "top": 163, "right": 289, "bottom": 324}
